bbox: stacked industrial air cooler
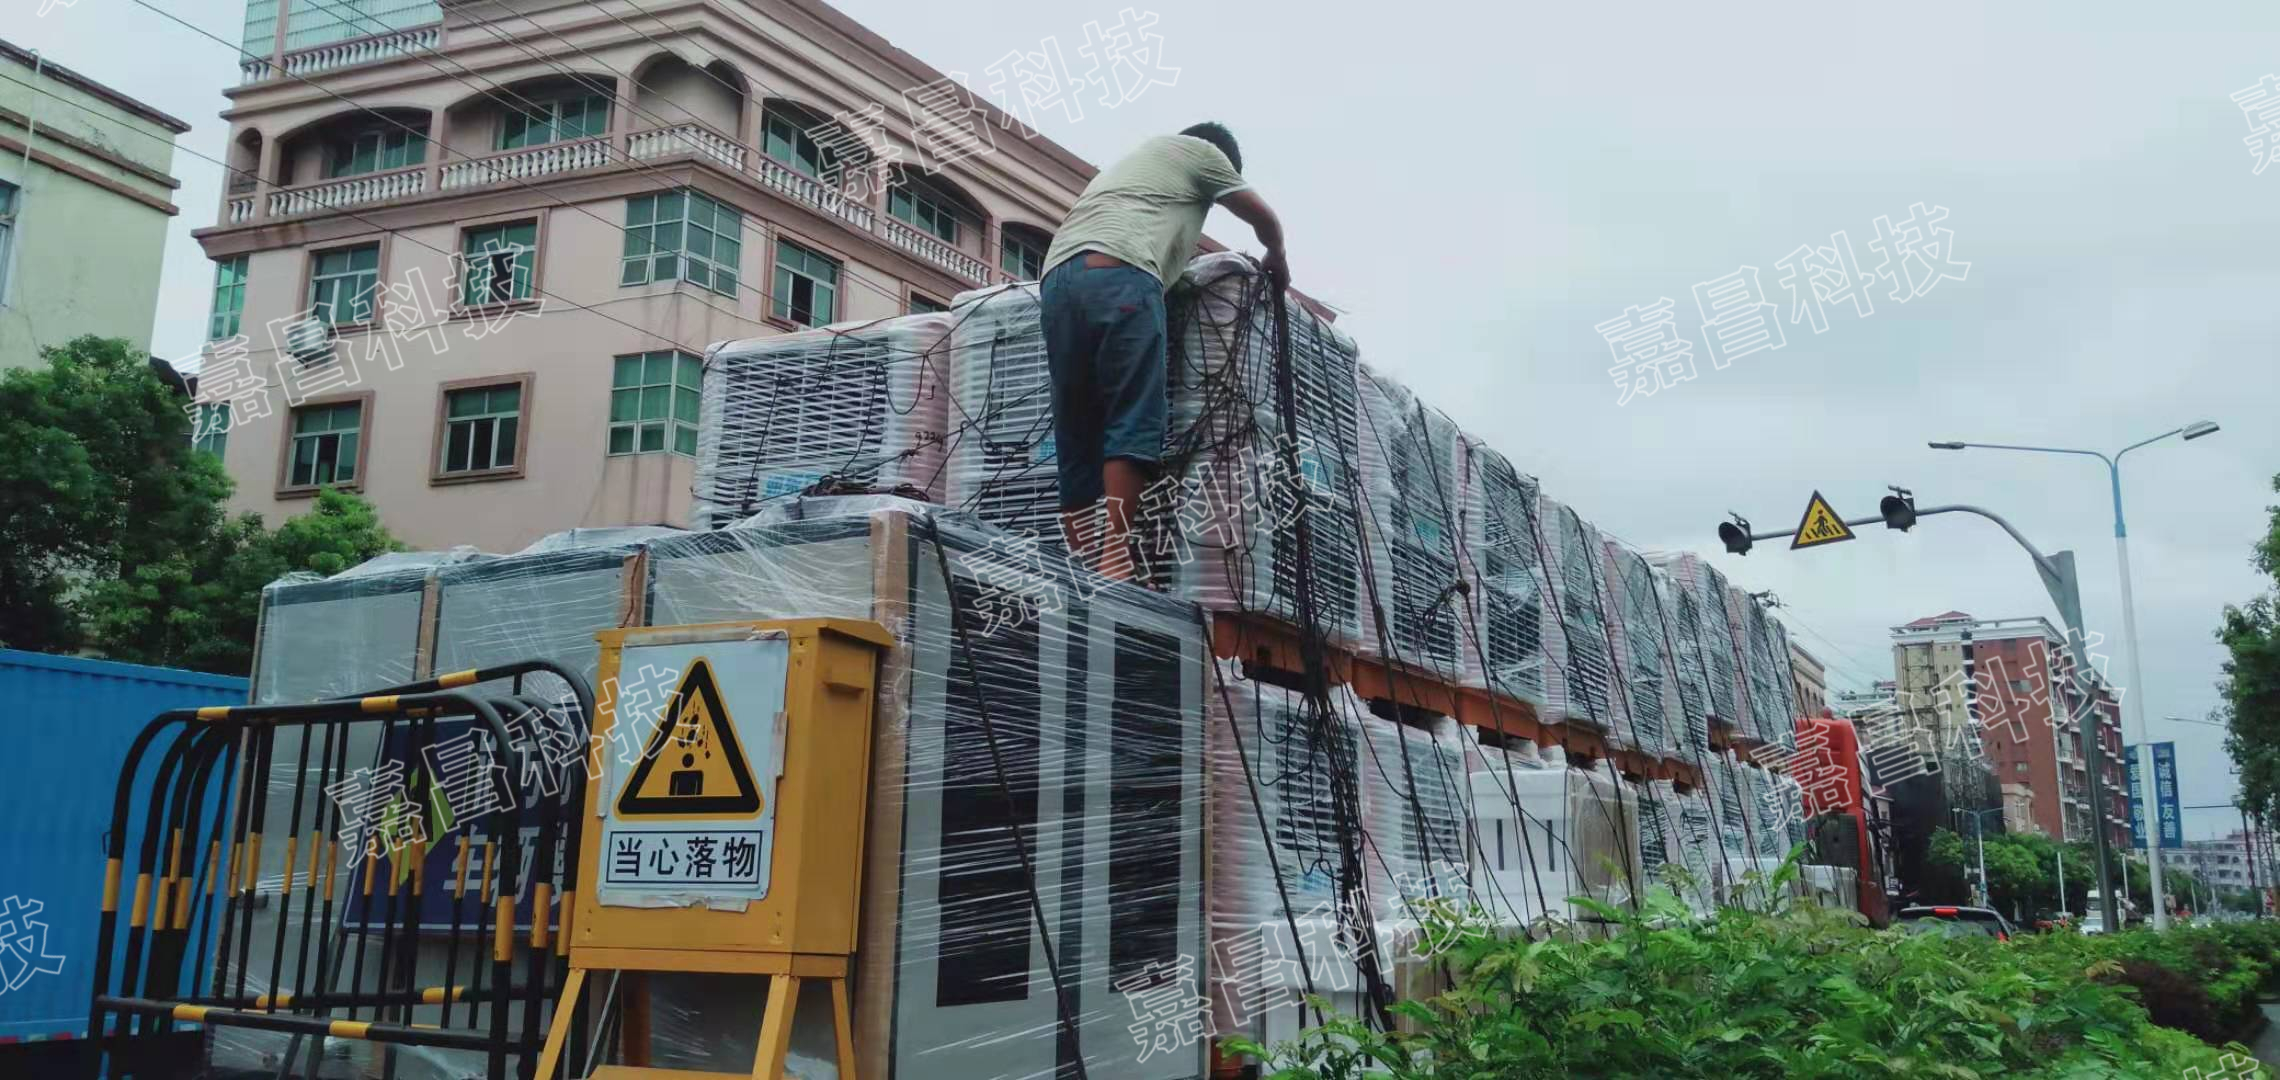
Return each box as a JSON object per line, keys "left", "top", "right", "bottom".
{"left": 940, "top": 282, "right": 1065, "bottom": 543}
{"left": 1352, "top": 366, "right": 1467, "bottom": 675}
{"left": 1155, "top": 253, "right": 1365, "bottom": 643}
{"left": 1452, "top": 439, "right": 1553, "bottom": 705}
{"left": 693, "top": 314, "right": 953, "bottom": 528}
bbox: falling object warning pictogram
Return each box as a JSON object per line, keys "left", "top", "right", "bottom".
{"left": 1790, "top": 491, "right": 1857, "bottom": 550}
{"left": 616, "top": 658, "right": 764, "bottom": 819}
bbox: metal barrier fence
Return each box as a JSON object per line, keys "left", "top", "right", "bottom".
{"left": 83, "top": 661, "right": 592, "bottom": 1080}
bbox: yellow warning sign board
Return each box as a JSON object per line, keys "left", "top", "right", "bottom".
{"left": 1791, "top": 490, "right": 1856, "bottom": 550}
{"left": 617, "top": 658, "right": 764, "bottom": 819}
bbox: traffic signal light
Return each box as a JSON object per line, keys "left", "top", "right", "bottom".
{"left": 1880, "top": 486, "right": 1917, "bottom": 531}
{"left": 1719, "top": 514, "right": 1753, "bottom": 555}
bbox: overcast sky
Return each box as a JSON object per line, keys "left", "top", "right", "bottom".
{"left": 20, "top": 0, "right": 2279, "bottom": 838}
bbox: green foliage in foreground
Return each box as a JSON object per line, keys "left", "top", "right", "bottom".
{"left": 1227, "top": 886, "right": 2277, "bottom": 1079}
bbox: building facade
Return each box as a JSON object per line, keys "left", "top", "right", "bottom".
{"left": 1890, "top": 611, "right": 2130, "bottom": 852}
{"left": 0, "top": 40, "right": 188, "bottom": 369}
{"left": 189, "top": 0, "right": 1099, "bottom": 552}
{"left": 1789, "top": 640, "right": 1827, "bottom": 718}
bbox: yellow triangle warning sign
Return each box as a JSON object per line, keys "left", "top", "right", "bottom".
{"left": 617, "top": 658, "right": 764, "bottom": 819}
{"left": 1790, "top": 490, "right": 1856, "bottom": 550}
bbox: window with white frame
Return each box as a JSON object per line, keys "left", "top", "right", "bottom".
{"left": 608, "top": 351, "right": 700, "bottom": 456}
{"left": 498, "top": 93, "right": 610, "bottom": 151}
{"left": 771, "top": 239, "right": 838, "bottom": 327}
{"left": 621, "top": 190, "right": 741, "bottom": 296}
{"left": 209, "top": 256, "right": 248, "bottom": 339}
{"left": 308, "top": 244, "right": 380, "bottom": 327}
{"left": 439, "top": 383, "right": 522, "bottom": 475}
{"left": 460, "top": 221, "right": 536, "bottom": 306}
{"left": 286, "top": 400, "right": 363, "bottom": 488}
{"left": 909, "top": 293, "right": 947, "bottom": 314}
{"left": 192, "top": 402, "right": 230, "bottom": 458}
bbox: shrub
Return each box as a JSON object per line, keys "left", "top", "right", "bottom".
{"left": 1226, "top": 883, "right": 2270, "bottom": 1079}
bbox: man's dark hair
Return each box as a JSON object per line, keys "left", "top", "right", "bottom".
{"left": 1180, "top": 122, "right": 1241, "bottom": 173}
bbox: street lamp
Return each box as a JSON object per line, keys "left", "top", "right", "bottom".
{"left": 1930, "top": 420, "right": 2222, "bottom": 929}
{"left": 1955, "top": 807, "right": 2003, "bottom": 908}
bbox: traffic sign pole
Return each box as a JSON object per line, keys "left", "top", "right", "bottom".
{"left": 1718, "top": 495, "right": 2123, "bottom": 933}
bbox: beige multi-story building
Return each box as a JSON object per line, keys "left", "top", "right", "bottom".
{"left": 1891, "top": 611, "right": 2130, "bottom": 852}
{"left": 189, "top": 0, "right": 1099, "bottom": 552}
{"left": 1788, "top": 640, "right": 1826, "bottom": 718}
{"left": 2, "top": 40, "right": 188, "bottom": 368}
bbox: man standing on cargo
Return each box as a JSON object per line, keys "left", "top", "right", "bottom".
{"left": 1040, "top": 122, "right": 1289, "bottom": 580}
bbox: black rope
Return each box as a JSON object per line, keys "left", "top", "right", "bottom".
{"left": 922, "top": 514, "right": 1091, "bottom": 1079}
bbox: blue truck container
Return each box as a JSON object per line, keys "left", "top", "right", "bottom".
{"left": 0, "top": 649, "right": 246, "bottom": 1065}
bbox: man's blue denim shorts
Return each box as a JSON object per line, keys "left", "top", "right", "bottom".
{"left": 1039, "top": 255, "right": 1168, "bottom": 511}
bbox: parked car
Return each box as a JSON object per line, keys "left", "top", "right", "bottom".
{"left": 1895, "top": 904, "right": 2015, "bottom": 941}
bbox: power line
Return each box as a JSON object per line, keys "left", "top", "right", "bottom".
{"left": 0, "top": 66, "right": 725, "bottom": 361}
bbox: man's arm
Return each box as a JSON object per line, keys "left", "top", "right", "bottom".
{"left": 1217, "top": 189, "right": 1288, "bottom": 290}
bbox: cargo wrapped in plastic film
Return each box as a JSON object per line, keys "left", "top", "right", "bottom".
{"left": 1601, "top": 542, "right": 1680, "bottom": 758}
{"left": 1154, "top": 253, "right": 1364, "bottom": 645}
{"left": 1202, "top": 666, "right": 1393, "bottom": 1045}
{"left": 942, "top": 282, "right": 1065, "bottom": 544}
{"left": 1651, "top": 552, "right": 1749, "bottom": 734}
{"left": 1351, "top": 365, "right": 1466, "bottom": 677}
{"left": 214, "top": 242, "right": 1859, "bottom": 1077}
{"left": 693, "top": 314, "right": 954, "bottom": 528}
{"left": 212, "top": 550, "right": 489, "bottom": 1078}
{"left": 1537, "top": 499, "right": 1622, "bottom": 741}
{"left": 1451, "top": 438, "right": 1552, "bottom": 706}
{"left": 1468, "top": 745, "right": 1644, "bottom": 930}
{"left": 235, "top": 502, "right": 1225, "bottom": 1079}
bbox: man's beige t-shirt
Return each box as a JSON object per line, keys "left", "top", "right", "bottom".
{"left": 1042, "top": 134, "right": 1249, "bottom": 290}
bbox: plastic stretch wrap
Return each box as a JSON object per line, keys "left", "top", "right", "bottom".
{"left": 1469, "top": 752, "right": 1643, "bottom": 928}
{"left": 1601, "top": 542, "right": 1679, "bottom": 758}
{"left": 650, "top": 504, "right": 1212, "bottom": 1080}
{"left": 1732, "top": 588, "right": 1795, "bottom": 748}
{"left": 235, "top": 501, "right": 1216, "bottom": 1079}
{"left": 1651, "top": 553, "right": 1748, "bottom": 733}
{"left": 1451, "top": 438, "right": 1552, "bottom": 705}
{"left": 1202, "top": 666, "right": 1387, "bottom": 1041}
{"left": 1647, "top": 560, "right": 1716, "bottom": 757}
{"left": 216, "top": 555, "right": 482, "bottom": 1077}
{"left": 1154, "top": 253, "right": 1364, "bottom": 645}
{"left": 1351, "top": 365, "right": 1465, "bottom": 676}
{"left": 1766, "top": 617, "right": 1803, "bottom": 751}
{"left": 1537, "top": 499, "right": 1622, "bottom": 741}
{"left": 942, "top": 282, "right": 1064, "bottom": 543}
{"left": 693, "top": 314, "right": 954, "bottom": 528}
{"left": 1639, "top": 779, "right": 1718, "bottom": 912}
{"left": 1355, "top": 711, "right": 1471, "bottom": 903}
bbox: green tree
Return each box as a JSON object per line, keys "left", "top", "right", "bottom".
{"left": 0, "top": 335, "right": 403, "bottom": 674}
{"left": 2217, "top": 474, "right": 2280, "bottom": 822}
{"left": 0, "top": 336, "right": 233, "bottom": 649}
{"left": 81, "top": 488, "right": 404, "bottom": 675}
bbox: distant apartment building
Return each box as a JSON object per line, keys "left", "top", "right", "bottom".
{"left": 1789, "top": 640, "right": 1827, "bottom": 718}
{"left": 1891, "top": 611, "right": 2130, "bottom": 852}
{"left": 0, "top": 40, "right": 188, "bottom": 368}
{"left": 189, "top": 0, "right": 1101, "bottom": 551}
{"left": 2147, "top": 832, "right": 2259, "bottom": 893}
{"left": 1831, "top": 680, "right": 1897, "bottom": 720}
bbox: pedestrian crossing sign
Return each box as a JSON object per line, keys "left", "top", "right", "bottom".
{"left": 1791, "top": 491, "right": 1856, "bottom": 549}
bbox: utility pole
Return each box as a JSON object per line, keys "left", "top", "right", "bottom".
{"left": 1718, "top": 491, "right": 2122, "bottom": 931}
